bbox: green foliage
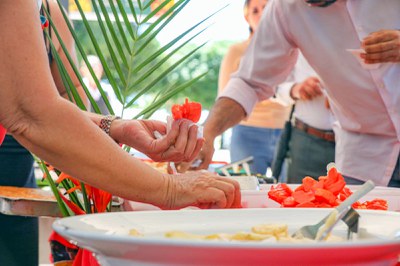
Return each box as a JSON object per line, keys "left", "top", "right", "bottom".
{"left": 47, "top": 0, "right": 221, "bottom": 118}
{"left": 166, "top": 40, "right": 234, "bottom": 109}
{"left": 72, "top": 20, "right": 171, "bottom": 108}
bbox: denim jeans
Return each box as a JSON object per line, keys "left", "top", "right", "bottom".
{"left": 230, "top": 125, "right": 282, "bottom": 175}
{"left": 286, "top": 127, "right": 336, "bottom": 183}
{"left": 0, "top": 135, "right": 38, "bottom": 266}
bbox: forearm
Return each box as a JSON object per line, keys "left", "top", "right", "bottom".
{"left": 203, "top": 97, "right": 246, "bottom": 142}
{"left": 85, "top": 111, "right": 124, "bottom": 143}
{"left": 13, "top": 98, "right": 169, "bottom": 205}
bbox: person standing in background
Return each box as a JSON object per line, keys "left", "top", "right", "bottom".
{"left": 274, "top": 53, "right": 336, "bottom": 183}
{"left": 188, "top": 0, "right": 400, "bottom": 187}
{"left": 218, "top": 0, "right": 291, "bottom": 175}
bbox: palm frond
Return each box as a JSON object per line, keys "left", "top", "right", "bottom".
{"left": 57, "top": 0, "right": 224, "bottom": 118}
{"left": 55, "top": 0, "right": 117, "bottom": 113}
{"left": 91, "top": 0, "right": 128, "bottom": 85}
{"left": 35, "top": 158, "right": 70, "bottom": 217}
{"left": 125, "top": 41, "right": 207, "bottom": 108}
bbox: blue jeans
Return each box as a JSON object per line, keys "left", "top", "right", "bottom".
{"left": 286, "top": 127, "right": 336, "bottom": 183}
{"left": 230, "top": 125, "right": 282, "bottom": 175}
{"left": 344, "top": 155, "right": 400, "bottom": 188}
{"left": 0, "top": 135, "right": 38, "bottom": 266}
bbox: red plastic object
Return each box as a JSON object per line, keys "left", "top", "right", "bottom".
{"left": 0, "top": 124, "right": 6, "bottom": 145}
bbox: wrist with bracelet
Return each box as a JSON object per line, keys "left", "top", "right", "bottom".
{"left": 99, "top": 115, "right": 121, "bottom": 136}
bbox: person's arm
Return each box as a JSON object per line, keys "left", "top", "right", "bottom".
{"left": 47, "top": 0, "right": 89, "bottom": 107}
{"left": 0, "top": 0, "right": 240, "bottom": 209}
{"left": 194, "top": 97, "right": 246, "bottom": 170}
{"left": 179, "top": 1, "right": 299, "bottom": 173}
{"left": 276, "top": 54, "right": 322, "bottom": 104}
{"left": 86, "top": 112, "right": 204, "bottom": 163}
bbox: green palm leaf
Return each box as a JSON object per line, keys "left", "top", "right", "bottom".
{"left": 56, "top": 0, "right": 222, "bottom": 119}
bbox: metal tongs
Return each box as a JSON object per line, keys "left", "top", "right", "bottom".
{"left": 216, "top": 156, "right": 254, "bottom": 177}
{"left": 292, "top": 180, "right": 375, "bottom": 241}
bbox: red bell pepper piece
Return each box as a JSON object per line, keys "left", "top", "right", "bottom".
{"left": 296, "top": 201, "right": 317, "bottom": 208}
{"left": 339, "top": 186, "right": 352, "bottom": 201}
{"left": 171, "top": 98, "right": 202, "bottom": 123}
{"left": 315, "top": 202, "right": 333, "bottom": 208}
{"left": 267, "top": 168, "right": 389, "bottom": 211}
{"left": 314, "top": 188, "right": 337, "bottom": 206}
{"left": 292, "top": 190, "right": 315, "bottom": 205}
{"left": 294, "top": 184, "right": 305, "bottom": 192}
{"left": 268, "top": 183, "right": 293, "bottom": 204}
{"left": 354, "top": 199, "right": 388, "bottom": 210}
{"left": 365, "top": 199, "right": 388, "bottom": 210}
{"left": 323, "top": 167, "right": 346, "bottom": 195}
{"left": 282, "top": 196, "right": 297, "bottom": 207}
{"left": 302, "top": 176, "right": 319, "bottom": 192}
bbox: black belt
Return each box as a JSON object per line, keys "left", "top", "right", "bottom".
{"left": 294, "top": 118, "right": 335, "bottom": 142}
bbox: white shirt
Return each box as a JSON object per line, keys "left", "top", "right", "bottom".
{"left": 276, "top": 53, "right": 335, "bottom": 130}
{"left": 219, "top": 0, "right": 400, "bottom": 186}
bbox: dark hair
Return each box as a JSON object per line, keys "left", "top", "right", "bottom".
{"left": 244, "top": 0, "right": 253, "bottom": 34}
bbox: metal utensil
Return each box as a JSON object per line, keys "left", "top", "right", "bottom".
{"left": 341, "top": 207, "right": 360, "bottom": 240}
{"left": 291, "top": 180, "right": 375, "bottom": 240}
{"left": 315, "top": 207, "right": 360, "bottom": 241}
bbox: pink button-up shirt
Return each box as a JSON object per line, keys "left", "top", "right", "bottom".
{"left": 219, "top": 0, "right": 400, "bottom": 186}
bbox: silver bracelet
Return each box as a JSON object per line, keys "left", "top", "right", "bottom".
{"left": 99, "top": 115, "right": 120, "bottom": 136}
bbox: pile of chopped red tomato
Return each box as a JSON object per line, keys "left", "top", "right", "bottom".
{"left": 171, "top": 98, "right": 202, "bottom": 123}
{"left": 268, "top": 167, "right": 388, "bottom": 210}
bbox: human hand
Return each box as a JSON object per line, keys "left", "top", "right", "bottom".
{"left": 112, "top": 119, "right": 204, "bottom": 162}
{"left": 162, "top": 171, "right": 241, "bottom": 209}
{"left": 361, "top": 30, "right": 400, "bottom": 64}
{"left": 290, "top": 77, "right": 323, "bottom": 101}
{"left": 175, "top": 136, "right": 215, "bottom": 173}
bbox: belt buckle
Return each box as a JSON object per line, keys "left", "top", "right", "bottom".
{"left": 322, "top": 131, "right": 335, "bottom": 142}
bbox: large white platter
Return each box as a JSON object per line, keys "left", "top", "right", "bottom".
{"left": 53, "top": 208, "right": 400, "bottom": 266}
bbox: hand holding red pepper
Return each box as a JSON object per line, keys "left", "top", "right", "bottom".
{"left": 171, "top": 98, "right": 202, "bottom": 123}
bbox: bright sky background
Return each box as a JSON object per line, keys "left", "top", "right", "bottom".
{"left": 156, "top": 0, "right": 250, "bottom": 45}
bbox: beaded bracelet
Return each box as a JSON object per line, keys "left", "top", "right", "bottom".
{"left": 99, "top": 115, "right": 120, "bottom": 136}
